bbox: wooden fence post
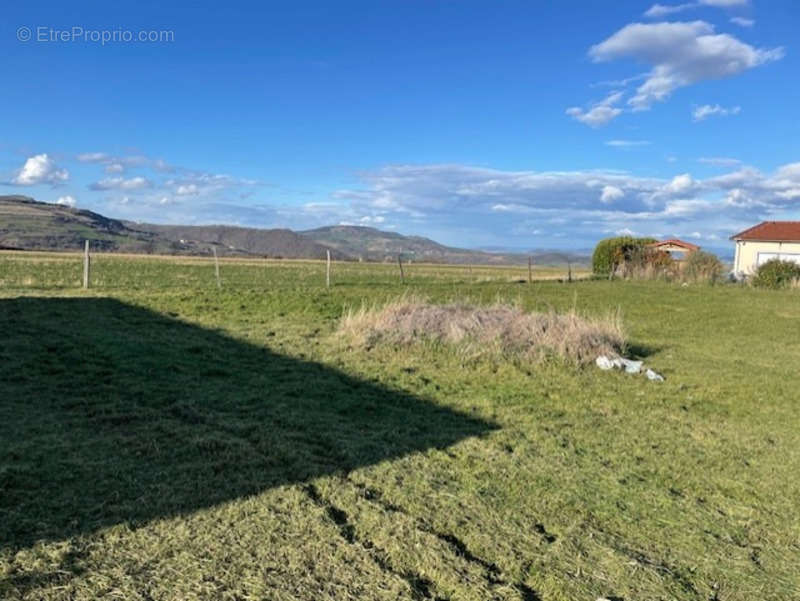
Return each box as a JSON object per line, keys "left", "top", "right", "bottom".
{"left": 326, "top": 250, "right": 331, "bottom": 289}
{"left": 398, "top": 255, "right": 405, "bottom": 282}
{"left": 213, "top": 247, "right": 221, "bottom": 289}
{"left": 568, "top": 261, "right": 573, "bottom": 283}
{"left": 83, "top": 240, "right": 90, "bottom": 289}
{"left": 528, "top": 256, "right": 532, "bottom": 283}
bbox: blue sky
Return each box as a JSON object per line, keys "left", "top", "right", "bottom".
{"left": 1, "top": 0, "right": 798, "bottom": 251}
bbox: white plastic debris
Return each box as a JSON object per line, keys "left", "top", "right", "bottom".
{"left": 620, "top": 358, "right": 643, "bottom": 374}
{"left": 595, "top": 355, "right": 664, "bottom": 382}
{"left": 595, "top": 355, "right": 616, "bottom": 370}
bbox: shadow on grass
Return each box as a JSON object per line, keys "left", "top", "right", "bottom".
{"left": 625, "top": 341, "right": 662, "bottom": 360}
{"left": 0, "top": 297, "right": 493, "bottom": 552}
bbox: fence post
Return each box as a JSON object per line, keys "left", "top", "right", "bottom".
{"left": 326, "top": 250, "right": 331, "bottom": 289}
{"left": 398, "top": 255, "right": 405, "bottom": 282}
{"left": 83, "top": 240, "right": 90, "bottom": 289}
{"left": 568, "top": 260, "right": 572, "bottom": 283}
{"left": 213, "top": 247, "right": 221, "bottom": 289}
{"left": 528, "top": 256, "right": 532, "bottom": 283}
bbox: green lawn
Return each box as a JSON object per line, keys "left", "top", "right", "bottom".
{"left": 1, "top": 252, "right": 798, "bottom": 600}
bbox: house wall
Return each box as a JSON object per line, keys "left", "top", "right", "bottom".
{"left": 734, "top": 240, "right": 800, "bottom": 274}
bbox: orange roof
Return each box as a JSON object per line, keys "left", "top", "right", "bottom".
{"left": 731, "top": 221, "right": 800, "bottom": 241}
{"left": 647, "top": 239, "right": 700, "bottom": 251}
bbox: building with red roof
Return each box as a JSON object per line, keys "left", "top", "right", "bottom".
{"left": 646, "top": 239, "right": 700, "bottom": 257}
{"left": 731, "top": 221, "right": 800, "bottom": 274}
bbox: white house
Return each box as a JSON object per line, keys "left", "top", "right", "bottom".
{"left": 731, "top": 221, "right": 800, "bottom": 275}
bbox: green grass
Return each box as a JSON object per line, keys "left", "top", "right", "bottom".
{"left": 1, "top": 252, "right": 799, "bottom": 600}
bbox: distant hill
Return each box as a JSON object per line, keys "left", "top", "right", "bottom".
{"left": 128, "top": 223, "right": 348, "bottom": 260}
{"left": 0, "top": 196, "right": 341, "bottom": 258}
{"left": 0, "top": 196, "right": 588, "bottom": 265}
{"left": 300, "top": 225, "right": 469, "bottom": 262}
{"left": 0, "top": 195, "right": 181, "bottom": 253}
{"left": 301, "top": 225, "right": 587, "bottom": 265}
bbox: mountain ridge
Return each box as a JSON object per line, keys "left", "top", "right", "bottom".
{"left": 0, "top": 196, "right": 588, "bottom": 265}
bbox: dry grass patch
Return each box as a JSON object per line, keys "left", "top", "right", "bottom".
{"left": 339, "top": 297, "right": 625, "bottom": 364}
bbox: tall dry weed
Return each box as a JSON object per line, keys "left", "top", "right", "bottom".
{"left": 339, "top": 296, "right": 625, "bottom": 365}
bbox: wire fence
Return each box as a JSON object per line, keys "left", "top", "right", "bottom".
{"left": 0, "top": 246, "right": 588, "bottom": 291}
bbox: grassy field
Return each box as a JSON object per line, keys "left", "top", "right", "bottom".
{"left": 1, "top": 251, "right": 798, "bottom": 600}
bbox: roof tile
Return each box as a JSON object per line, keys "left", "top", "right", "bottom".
{"left": 731, "top": 221, "right": 800, "bottom": 241}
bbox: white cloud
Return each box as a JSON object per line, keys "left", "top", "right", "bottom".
{"left": 705, "top": 165, "right": 762, "bottom": 188}
{"left": 600, "top": 185, "right": 625, "bottom": 203}
{"left": 89, "top": 176, "right": 152, "bottom": 191}
{"left": 321, "top": 160, "right": 800, "bottom": 248}
{"left": 698, "top": 156, "right": 742, "bottom": 167}
{"left": 645, "top": 0, "right": 749, "bottom": 18}
{"left": 644, "top": 3, "right": 696, "bottom": 17}
{"left": 589, "top": 21, "right": 783, "bottom": 110}
{"left": 692, "top": 103, "right": 741, "bottom": 121}
{"left": 359, "top": 215, "right": 386, "bottom": 225}
{"left": 77, "top": 152, "right": 174, "bottom": 173}
{"left": 771, "top": 162, "right": 800, "bottom": 200}
{"left": 605, "top": 139, "right": 651, "bottom": 148}
{"left": 165, "top": 172, "right": 257, "bottom": 199}
{"left": 491, "top": 203, "right": 533, "bottom": 213}
{"left": 592, "top": 73, "right": 649, "bottom": 88}
{"left": 175, "top": 184, "right": 199, "bottom": 196}
{"left": 775, "top": 162, "right": 800, "bottom": 180}
{"left": 76, "top": 152, "right": 109, "bottom": 163}
{"left": 666, "top": 173, "right": 695, "bottom": 193}
{"left": 662, "top": 197, "right": 715, "bottom": 216}
{"left": 566, "top": 105, "right": 622, "bottom": 127}
{"left": 152, "top": 159, "right": 175, "bottom": 173}
{"left": 78, "top": 151, "right": 260, "bottom": 205}
{"left": 94, "top": 158, "right": 800, "bottom": 249}
{"left": 725, "top": 188, "right": 765, "bottom": 208}
{"left": 68, "top": 149, "right": 800, "bottom": 250}
{"left": 730, "top": 16, "right": 754, "bottom": 27}
{"left": 701, "top": 0, "right": 749, "bottom": 6}
{"left": 11, "top": 154, "right": 69, "bottom": 186}
{"left": 566, "top": 91, "right": 624, "bottom": 127}
{"left": 55, "top": 195, "right": 77, "bottom": 208}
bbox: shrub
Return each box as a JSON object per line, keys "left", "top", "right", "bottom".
{"left": 751, "top": 259, "right": 800, "bottom": 289}
{"left": 683, "top": 250, "right": 724, "bottom": 284}
{"left": 592, "top": 236, "right": 657, "bottom": 277}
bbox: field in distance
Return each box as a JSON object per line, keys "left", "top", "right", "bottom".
{"left": 1, "top": 252, "right": 798, "bottom": 601}
{"left": 0, "top": 250, "right": 588, "bottom": 289}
